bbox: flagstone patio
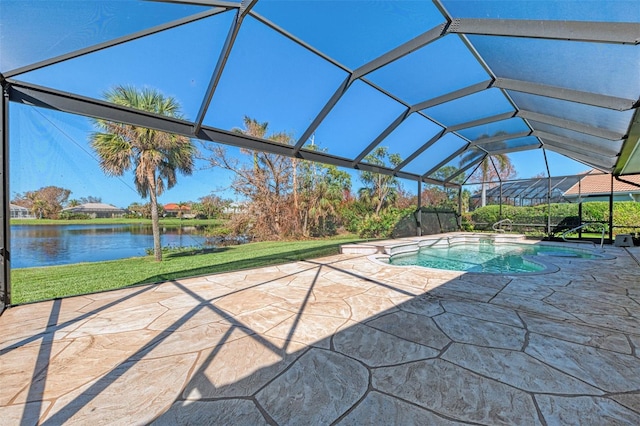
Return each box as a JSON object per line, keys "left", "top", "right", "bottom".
{"left": 2, "top": 240, "right": 640, "bottom": 425}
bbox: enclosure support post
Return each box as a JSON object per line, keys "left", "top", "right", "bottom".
{"left": 458, "top": 186, "right": 463, "bottom": 230}
{"left": 578, "top": 179, "right": 582, "bottom": 239}
{"left": 609, "top": 174, "right": 614, "bottom": 244}
{"left": 0, "top": 83, "right": 10, "bottom": 312}
{"left": 578, "top": 202, "right": 583, "bottom": 239}
{"left": 488, "top": 156, "right": 502, "bottom": 219}
{"left": 548, "top": 176, "right": 552, "bottom": 238}
{"left": 416, "top": 180, "right": 422, "bottom": 236}
{"left": 543, "top": 149, "right": 552, "bottom": 239}
{"left": 499, "top": 182, "right": 503, "bottom": 219}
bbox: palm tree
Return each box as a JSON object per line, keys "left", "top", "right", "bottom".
{"left": 177, "top": 201, "right": 189, "bottom": 220}
{"left": 90, "top": 85, "right": 196, "bottom": 261}
{"left": 359, "top": 147, "right": 402, "bottom": 215}
{"left": 31, "top": 199, "right": 46, "bottom": 220}
{"left": 461, "top": 134, "right": 515, "bottom": 207}
{"left": 477, "top": 155, "right": 513, "bottom": 207}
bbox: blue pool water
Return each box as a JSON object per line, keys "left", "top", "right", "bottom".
{"left": 389, "top": 241, "right": 597, "bottom": 273}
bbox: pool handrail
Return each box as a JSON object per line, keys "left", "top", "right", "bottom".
{"left": 492, "top": 218, "right": 513, "bottom": 233}
{"left": 561, "top": 223, "right": 606, "bottom": 249}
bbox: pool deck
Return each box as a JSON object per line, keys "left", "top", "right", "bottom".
{"left": 2, "top": 237, "right": 640, "bottom": 424}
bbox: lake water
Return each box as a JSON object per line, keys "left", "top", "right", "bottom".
{"left": 11, "top": 224, "right": 214, "bottom": 268}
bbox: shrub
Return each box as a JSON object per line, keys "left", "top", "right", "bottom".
{"left": 460, "top": 212, "right": 474, "bottom": 231}
{"left": 339, "top": 202, "right": 374, "bottom": 234}
{"left": 470, "top": 201, "right": 640, "bottom": 235}
{"left": 612, "top": 201, "right": 640, "bottom": 234}
{"left": 58, "top": 212, "right": 91, "bottom": 220}
{"left": 356, "top": 208, "right": 412, "bottom": 239}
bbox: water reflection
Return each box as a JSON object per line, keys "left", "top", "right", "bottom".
{"left": 11, "top": 224, "right": 214, "bottom": 268}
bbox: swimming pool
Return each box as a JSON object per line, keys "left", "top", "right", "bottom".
{"left": 388, "top": 240, "right": 599, "bottom": 273}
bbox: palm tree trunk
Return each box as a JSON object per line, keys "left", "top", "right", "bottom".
{"left": 481, "top": 183, "right": 487, "bottom": 207}
{"left": 148, "top": 172, "right": 162, "bottom": 261}
{"left": 481, "top": 160, "right": 490, "bottom": 208}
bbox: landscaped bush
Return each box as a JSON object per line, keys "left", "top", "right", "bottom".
{"left": 470, "top": 201, "right": 640, "bottom": 235}
{"left": 460, "top": 212, "right": 474, "bottom": 231}
{"left": 611, "top": 201, "right": 640, "bottom": 234}
{"left": 58, "top": 212, "right": 91, "bottom": 220}
{"left": 339, "top": 202, "right": 373, "bottom": 234}
{"left": 356, "top": 208, "right": 413, "bottom": 239}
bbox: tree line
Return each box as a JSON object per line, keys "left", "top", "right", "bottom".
{"left": 11, "top": 186, "right": 232, "bottom": 221}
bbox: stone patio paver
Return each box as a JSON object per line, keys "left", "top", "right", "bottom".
{"left": 366, "top": 310, "right": 451, "bottom": 350}
{"left": 338, "top": 391, "right": 464, "bottom": 425}
{"left": 1, "top": 238, "right": 640, "bottom": 424}
{"left": 372, "top": 358, "right": 540, "bottom": 425}
{"left": 442, "top": 343, "right": 603, "bottom": 395}
{"left": 535, "top": 395, "right": 640, "bottom": 425}
{"left": 333, "top": 323, "right": 439, "bottom": 367}
{"left": 525, "top": 333, "right": 640, "bottom": 392}
{"left": 153, "top": 399, "right": 268, "bottom": 426}
{"left": 433, "top": 312, "right": 526, "bottom": 350}
{"left": 255, "top": 348, "right": 368, "bottom": 425}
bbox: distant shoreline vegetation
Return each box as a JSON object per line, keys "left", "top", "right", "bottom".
{"left": 9, "top": 218, "right": 225, "bottom": 226}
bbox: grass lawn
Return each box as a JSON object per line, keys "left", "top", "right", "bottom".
{"left": 11, "top": 236, "right": 361, "bottom": 305}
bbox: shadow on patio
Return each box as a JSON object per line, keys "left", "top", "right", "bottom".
{"left": 2, "top": 246, "right": 640, "bottom": 425}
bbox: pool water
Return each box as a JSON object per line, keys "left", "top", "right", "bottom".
{"left": 389, "top": 241, "right": 597, "bottom": 273}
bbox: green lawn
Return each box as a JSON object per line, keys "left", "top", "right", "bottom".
{"left": 11, "top": 236, "right": 361, "bottom": 305}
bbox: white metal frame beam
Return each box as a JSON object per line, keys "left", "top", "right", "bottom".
{"left": 393, "top": 129, "right": 447, "bottom": 173}
{"left": 352, "top": 109, "right": 411, "bottom": 166}
{"left": 517, "top": 110, "right": 625, "bottom": 141}
{"left": 422, "top": 144, "right": 470, "bottom": 179}
{"left": 445, "top": 153, "right": 486, "bottom": 183}
{"left": 495, "top": 78, "right": 637, "bottom": 111}
{"left": 448, "top": 18, "right": 640, "bottom": 45}
{"left": 352, "top": 23, "right": 448, "bottom": 78}
{"left": 412, "top": 80, "right": 493, "bottom": 111}
{"left": 194, "top": 0, "right": 259, "bottom": 133}
{"left": 532, "top": 130, "right": 621, "bottom": 157}
{"left": 485, "top": 144, "right": 540, "bottom": 155}
{"left": 447, "top": 111, "right": 515, "bottom": 132}
{"left": 471, "top": 130, "right": 531, "bottom": 146}
{"left": 542, "top": 140, "right": 617, "bottom": 170}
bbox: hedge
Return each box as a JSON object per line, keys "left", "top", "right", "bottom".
{"left": 470, "top": 201, "right": 640, "bottom": 235}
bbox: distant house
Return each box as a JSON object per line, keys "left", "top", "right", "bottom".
{"left": 10, "top": 204, "right": 35, "bottom": 219}
{"left": 564, "top": 170, "right": 640, "bottom": 202}
{"left": 62, "top": 203, "right": 126, "bottom": 219}
{"left": 163, "top": 203, "right": 195, "bottom": 219}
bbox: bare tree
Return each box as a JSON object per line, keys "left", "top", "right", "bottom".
{"left": 201, "top": 116, "right": 351, "bottom": 239}
{"left": 13, "top": 186, "right": 71, "bottom": 219}
{"left": 201, "top": 117, "right": 294, "bottom": 239}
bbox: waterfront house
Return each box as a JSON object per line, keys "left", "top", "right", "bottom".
{"left": 62, "top": 202, "right": 126, "bottom": 219}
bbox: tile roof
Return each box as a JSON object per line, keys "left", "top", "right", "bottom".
{"left": 62, "top": 203, "right": 124, "bottom": 212}
{"left": 564, "top": 170, "right": 640, "bottom": 196}
{"left": 164, "top": 203, "right": 191, "bottom": 211}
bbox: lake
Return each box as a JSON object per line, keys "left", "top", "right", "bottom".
{"left": 11, "top": 224, "right": 215, "bottom": 268}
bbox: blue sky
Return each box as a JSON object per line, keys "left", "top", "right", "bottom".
{"left": 4, "top": 1, "right": 594, "bottom": 208}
